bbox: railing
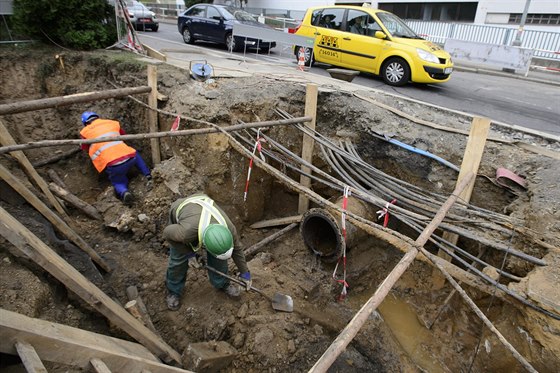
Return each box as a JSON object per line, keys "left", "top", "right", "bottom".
{"left": 406, "top": 20, "right": 560, "bottom": 60}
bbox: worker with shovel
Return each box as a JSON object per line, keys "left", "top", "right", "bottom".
{"left": 79, "top": 111, "right": 152, "bottom": 205}
{"left": 162, "top": 194, "right": 251, "bottom": 311}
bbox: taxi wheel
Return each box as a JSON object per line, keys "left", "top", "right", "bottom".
{"left": 382, "top": 57, "right": 410, "bottom": 86}
{"left": 182, "top": 27, "right": 194, "bottom": 44}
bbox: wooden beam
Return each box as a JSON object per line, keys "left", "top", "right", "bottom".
{"left": 0, "top": 163, "right": 111, "bottom": 272}
{"left": 308, "top": 172, "right": 474, "bottom": 373}
{"left": 250, "top": 215, "right": 302, "bottom": 229}
{"left": 1, "top": 309, "right": 191, "bottom": 373}
{"left": 142, "top": 44, "right": 167, "bottom": 62}
{"left": 15, "top": 340, "right": 48, "bottom": 373}
{"left": 126, "top": 286, "right": 158, "bottom": 334}
{"left": 435, "top": 117, "right": 490, "bottom": 286}
{"left": 245, "top": 223, "right": 298, "bottom": 258}
{"left": 91, "top": 358, "right": 113, "bottom": 373}
{"left": 0, "top": 207, "right": 182, "bottom": 365}
{"left": 48, "top": 182, "right": 103, "bottom": 221}
{"left": 0, "top": 119, "right": 67, "bottom": 217}
{"left": 0, "top": 117, "right": 312, "bottom": 155}
{"left": 147, "top": 65, "right": 161, "bottom": 165}
{"left": 32, "top": 148, "right": 80, "bottom": 168}
{"left": 0, "top": 86, "right": 152, "bottom": 116}
{"left": 298, "top": 84, "right": 318, "bottom": 214}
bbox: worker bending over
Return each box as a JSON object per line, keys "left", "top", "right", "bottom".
{"left": 163, "top": 194, "right": 251, "bottom": 311}
{"left": 80, "top": 111, "right": 152, "bottom": 205}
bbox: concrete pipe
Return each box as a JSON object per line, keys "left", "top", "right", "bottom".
{"left": 300, "top": 197, "right": 373, "bottom": 262}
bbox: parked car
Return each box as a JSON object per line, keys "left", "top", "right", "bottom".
{"left": 294, "top": 5, "right": 453, "bottom": 86}
{"left": 126, "top": 0, "right": 159, "bottom": 32}
{"left": 178, "top": 4, "right": 276, "bottom": 52}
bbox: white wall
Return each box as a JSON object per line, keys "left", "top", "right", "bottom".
{"left": 247, "top": 1, "right": 335, "bottom": 12}
{"left": 475, "top": 0, "right": 560, "bottom": 24}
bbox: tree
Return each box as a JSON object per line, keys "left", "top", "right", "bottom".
{"left": 12, "top": 0, "right": 117, "bottom": 50}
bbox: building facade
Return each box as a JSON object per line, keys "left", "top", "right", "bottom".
{"left": 246, "top": 1, "right": 559, "bottom": 31}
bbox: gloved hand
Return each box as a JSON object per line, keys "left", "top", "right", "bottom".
{"left": 146, "top": 175, "right": 153, "bottom": 190}
{"left": 187, "top": 253, "right": 203, "bottom": 269}
{"left": 240, "top": 272, "right": 252, "bottom": 291}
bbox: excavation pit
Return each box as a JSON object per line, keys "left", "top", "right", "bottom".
{"left": 1, "top": 47, "right": 559, "bottom": 373}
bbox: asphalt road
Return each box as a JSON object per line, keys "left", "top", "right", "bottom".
{"left": 138, "top": 23, "right": 560, "bottom": 136}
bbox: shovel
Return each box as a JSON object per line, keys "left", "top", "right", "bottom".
{"left": 205, "top": 265, "right": 293, "bottom": 313}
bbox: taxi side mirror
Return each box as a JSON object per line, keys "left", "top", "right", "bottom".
{"left": 374, "top": 31, "right": 387, "bottom": 39}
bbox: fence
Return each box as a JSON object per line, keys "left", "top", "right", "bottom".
{"left": 406, "top": 20, "right": 560, "bottom": 60}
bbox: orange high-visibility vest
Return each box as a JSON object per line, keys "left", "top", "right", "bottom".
{"left": 80, "top": 119, "right": 136, "bottom": 172}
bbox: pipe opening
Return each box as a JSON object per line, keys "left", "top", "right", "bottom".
{"left": 300, "top": 208, "right": 343, "bottom": 261}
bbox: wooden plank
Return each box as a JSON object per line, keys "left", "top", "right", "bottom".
{"left": 0, "top": 86, "right": 151, "bottom": 116}
{"left": 0, "top": 207, "right": 182, "bottom": 365}
{"left": 298, "top": 83, "right": 318, "bottom": 213}
{"left": 0, "top": 117, "right": 311, "bottom": 155}
{"left": 90, "top": 358, "right": 112, "bottom": 373}
{"left": 308, "top": 172, "right": 474, "bottom": 373}
{"left": 147, "top": 65, "right": 161, "bottom": 165}
{"left": 142, "top": 44, "right": 167, "bottom": 62}
{"left": 126, "top": 286, "right": 158, "bottom": 333}
{"left": 48, "top": 182, "right": 102, "bottom": 221}
{"left": 0, "top": 119, "right": 67, "bottom": 217}
{"left": 1, "top": 309, "right": 191, "bottom": 373}
{"left": 249, "top": 215, "right": 302, "bottom": 229}
{"left": 0, "top": 163, "right": 111, "bottom": 272}
{"left": 15, "top": 340, "right": 48, "bottom": 373}
{"left": 437, "top": 117, "right": 491, "bottom": 262}
{"left": 245, "top": 223, "right": 298, "bottom": 258}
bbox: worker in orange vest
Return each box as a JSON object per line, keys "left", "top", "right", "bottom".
{"left": 80, "top": 111, "right": 152, "bottom": 205}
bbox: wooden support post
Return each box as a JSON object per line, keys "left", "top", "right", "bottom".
{"left": 147, "top": 65, "right": 161, "bottom": 165}
{"left": 0, "top": 207, "right": 182, "bottom": 365}
{"left": 0, "top": 86, "right": 152, "bottom": 116}
{"left": 48, "top": 182, "right": 103, "bottom": 221}
{"left": 47, "top": 169, "right": 70, "bottom": 190}
{"left": 15, "top": 340, "right": 48, "bottom": 373}
{"left": 308, "top": 172, "right": 474, "bottom": 373}
{"left": 433, "top": 117, "right": 490, "bottom": 288}
{"left": 245, "top": 223, "right": 298, "bottom": 258}
{"left": 126, "top": 286, "right": 158, "bottom": 334}
{"left": 438, "top": 117, "right": 491, "bottom": 260}
{"left": 91, "top": 358, "right": 113, "bottom": 373}
{"left": 1, "top": 309, "right": 190, "bottom": 372}
{"left": 0, "top": 163, "right": 111, "bottom": 272}
{"left": 298, "top": 83, "right": 318, "bottom": 214}
{"left": 0, "top": 119, "right": 67, "bottom": 217}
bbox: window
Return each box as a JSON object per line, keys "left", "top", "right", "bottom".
{"left": 186, "top": 5, "right": 205, "bottom": 17}
{"left": 346, "top": 10, "right": 381, "bottom": 36}
{"left": 207, "top": 7, "right": 220, "bottom": 20}
{"left": 379, "top": 2, "right": 477, "bottom": 22}
{"left": 509, "top": 13, "right": 560, "bottom": 25}
{"left": 315, "top": 8, "right": 345, "bottom": 30}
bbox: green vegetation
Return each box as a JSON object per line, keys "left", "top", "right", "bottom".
{"left": 12, "top": 0, "right": 117, "bottom": 50}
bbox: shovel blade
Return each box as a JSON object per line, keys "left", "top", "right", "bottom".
{"left": 271, "top": 292, "right": 293, "bottom": 313}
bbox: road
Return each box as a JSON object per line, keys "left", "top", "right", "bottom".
{"left": 138, "top": 23, "right": 560, "bottom": 136}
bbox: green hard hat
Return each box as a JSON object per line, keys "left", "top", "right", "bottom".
{"left": 203, "top": 224, "right": 233, "bottom": 260}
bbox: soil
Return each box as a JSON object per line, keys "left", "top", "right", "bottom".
{"left": 1, "top": 46, "right": 559, "bottom": 373}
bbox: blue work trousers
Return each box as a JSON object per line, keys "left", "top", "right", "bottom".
{"left": 104, "top": 153, "right": 150, "bottom": 198}
{"left": 166, "top": 246, "right": 229, "bottom": 296}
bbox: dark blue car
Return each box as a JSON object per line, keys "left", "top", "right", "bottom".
{"left": 178, "top": 4, "right": 276, "bottom": 52}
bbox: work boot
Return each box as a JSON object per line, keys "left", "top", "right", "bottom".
{"left": 122, "top": 191, "right": 133, "bottom": 205}
{"left": 166, "top": 293, "right": 181, "bottom": 311}
{"left": 223, "top": 283, "right": 240, "bottom": 298}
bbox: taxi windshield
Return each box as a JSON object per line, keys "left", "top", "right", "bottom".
{"left": 377, "top": 12, "right": 421, "bottom": 39}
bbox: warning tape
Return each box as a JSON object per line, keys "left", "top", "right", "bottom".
{"left": 333, "top": 186, "right": 351, "bottom": 301}
{"left": 376, "top": 199, "right": 397, "bottom": 228}
{"left": 243, "top": 129, "right": 266, "bottom": 202}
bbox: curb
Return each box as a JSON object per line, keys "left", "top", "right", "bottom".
{"left": 453, "top": 65, "right": 560, "bottom": 87}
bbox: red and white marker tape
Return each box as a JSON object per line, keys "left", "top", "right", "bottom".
{"left": 170, "top": 116, "right": 180, "bottom": 131}
{"left": 333, "top": 186, "right": 351, "bottom": 301}
{"left": 243, "top": 129, "right": 266, "bottom": 202}
{"left": 376, "top": 199, "right": 397, "bottom": 228}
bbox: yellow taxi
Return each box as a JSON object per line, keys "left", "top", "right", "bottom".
{"left": 294, "top": 5, "right": 453, "bottom": 86}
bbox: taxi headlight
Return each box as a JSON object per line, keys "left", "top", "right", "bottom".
{"left": 417, "top": 48, "right": 439, "bottom": 64}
